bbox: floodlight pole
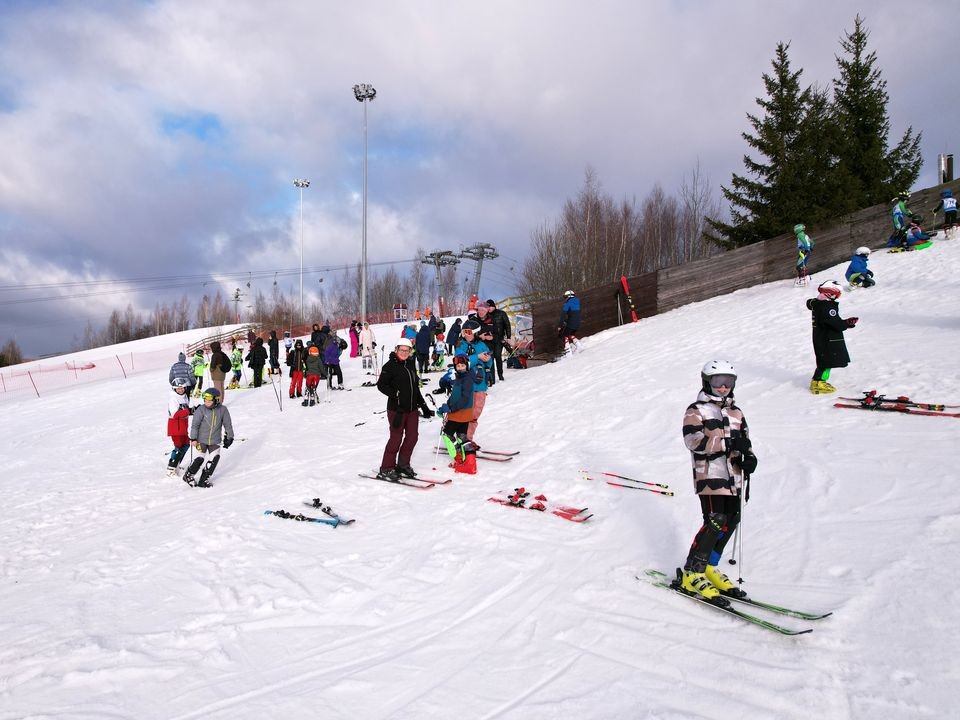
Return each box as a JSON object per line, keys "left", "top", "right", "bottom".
{"left": 294, "top": 178, "right": 310, "bottom": 325}
{"left": 353, "top": 83, "right": 377, "bottom": 322}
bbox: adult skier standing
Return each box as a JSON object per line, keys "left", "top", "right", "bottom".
{"left": 375, "top": 338, "right": 434, "bottom": 480}
{"left": 806, "top": 280, "right": 858, "bottom": 394}
{"left": 679, "top": 360, "right": 758, "bottom": 602}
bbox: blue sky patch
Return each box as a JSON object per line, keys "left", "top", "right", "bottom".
{"left": 159, "top": 111, "right": 225, "bottom": 142}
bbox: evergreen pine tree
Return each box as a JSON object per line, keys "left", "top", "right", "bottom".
{"left": 832, "top": 15, "right": 921, "bottom": 208}
{"left": 706, "top": 43, "right": 826, "bottom": 248}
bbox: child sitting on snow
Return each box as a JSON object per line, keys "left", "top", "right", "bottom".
{"left": 845, "top": 247, "right": 875, "bottom": 288}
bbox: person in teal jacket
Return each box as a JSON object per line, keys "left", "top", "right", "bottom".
{"left": 454, "top": 320, "right": 492, "bottom": 442}
{"left": 795, "top": 224, "right": 813, "bottom": 281}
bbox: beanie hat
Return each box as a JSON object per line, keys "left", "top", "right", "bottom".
{"left": 462, "top": 319, "right": 481, "bottom": 331}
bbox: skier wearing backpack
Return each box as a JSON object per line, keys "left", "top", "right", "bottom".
{"left": 679, "top": 360, "right": 757, "bottom": 603}
{"left": 806, "top": 280, "right": 858, "bottom": 394}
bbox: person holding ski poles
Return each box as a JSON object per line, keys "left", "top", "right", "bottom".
{"left": 678, "top": 360, "right": 757, "bottom": 603}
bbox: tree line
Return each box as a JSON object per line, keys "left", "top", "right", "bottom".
{"left": 520, "top": 15, "right": 920, "bottom": 298}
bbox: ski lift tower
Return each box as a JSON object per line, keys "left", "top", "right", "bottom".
{"left": 422, "top": 250, "right": 460, "bottom": 317}
{"left": 458, "top": 242, "right": 499, "bottom": 300}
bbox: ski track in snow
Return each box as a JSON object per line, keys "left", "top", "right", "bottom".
{"left": 2, "top": 237, "right": 960, "bottom": 718}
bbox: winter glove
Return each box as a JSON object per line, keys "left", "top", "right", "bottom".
{"left": 438, "top": 404, "right": 449, "bottom": 415}
{"left": 729, "top": 436, "right": 752, "bottom": 455}
{"left": 223, "top": 436, "right": 234, "bottom": 449}
{"left": 740, "top": 452, "right": 758, "bottom": 474}
{"left": 846, "top": 316, "right": 859, "bottom": 328}
{"left": 420, "top": 406, "right": 434, "bottom": 419}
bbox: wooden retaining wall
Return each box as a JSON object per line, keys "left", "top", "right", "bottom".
{"left": 531, "top": 180, "right": 960, "bottom": 359}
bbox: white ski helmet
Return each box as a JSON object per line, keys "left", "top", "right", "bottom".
{"left": 564, "top": 290, "right": 575, "bottom": 298}
{"left": 396, "top": 338, "right": 413, "bottom": 349}
{"left": 855, "top": 246, "right": 871, "bottom": 257}
{"left": 701, "top": 359, "right": 737, "bottom": 395}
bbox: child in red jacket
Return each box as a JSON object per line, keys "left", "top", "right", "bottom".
{"left": 167, "top": 378, "right": 192, "bottom": 476}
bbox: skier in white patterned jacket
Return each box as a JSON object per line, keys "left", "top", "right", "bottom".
{"left": 679, "top": 360, "right": 758, "bottom": 604}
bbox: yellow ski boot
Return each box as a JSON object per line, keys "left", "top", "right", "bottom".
{"left": 681, "top": 570, "right": 721, "bottom": 601}
{"left": 810, "top": 380, "right": 835, "bottom": 395}
{"left": 706, "top": 565, "right": 748, "bottom": 599}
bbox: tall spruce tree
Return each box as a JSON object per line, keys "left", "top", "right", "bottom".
{"left": 832, "top": 15, "right": 921, "bottom": 208}
{"left": 707, "top": 43, "right": 833, "bottom": 248}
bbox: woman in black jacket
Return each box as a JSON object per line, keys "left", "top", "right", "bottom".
{"left": 376, "top": 338, "right": 434, "bottom": 480}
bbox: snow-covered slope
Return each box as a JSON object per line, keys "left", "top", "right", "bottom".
{"left": 2, "top": 241, "right": 958, "bottom": 719}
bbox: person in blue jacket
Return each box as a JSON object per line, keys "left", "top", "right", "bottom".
{"left": 845, "top": 247, "right": 875, "bottom": 288}
{"left": 454, "top": 320, "right": 492, "bottom": 442}
{"left": 415, "top": 321, "right": 433, "bottom": 374}
{"left": 558, "top": 290, "right": 582, "bottom": 352}
{"left": 437, "top": 354, "right": 478, "bottom": 474}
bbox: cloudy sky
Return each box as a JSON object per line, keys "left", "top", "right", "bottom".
{"left": 0, "top": 0, "right": 953, "bottom": 356}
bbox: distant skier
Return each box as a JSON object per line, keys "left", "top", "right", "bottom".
{"left": 229, "top": 343, "right": 243, "bottom": 389}
{"left": 169, "top": 352, "right": 194, "bottom": 400}
{"left": 806, "top": 280, "right": 858, "bottom": 394}
{"left": 324, "top": 332, "right": 344, "bottom": 390}
{"left": 245, "top": 337, "right": 267, "bottom": 388}
{"left": 190, "top": 348, "right": 207, "bottom": 397}
{"left": 286, "top": 338, "right": 306, "bottom": 399}
{"left": 349, "top": 321, "right": 360, "bottom": 358}
{"left": 360, "top": 322, "right": 377, "bottom": 372}
{"left": 558, "top": 290, "right": 582, "bottom": 352}
{"left": 794, "top": 223, "right": 813, "bottom": 283}
{"left": 679, "top": 360, "right": 757, "bottom": 603}
{"left": 889, "top": 191, "right": 913, "bottom": 245}
{"left": 183, "top": 388, "right": 235, "bottom": 488}
{"left": 933, "top": 188, "right": 957, "bottom": 230}
{"left": 166, "top": 377, "right": 192, "bottom": 476}
{"left": 208, "top": 341, "right": 232, "bottom": 399}
{"left": 845, "top": 247, "right": 875, "bottom": 289}
{"left": 375, "top": 338, "right": 434, "bottom": 481}
{"left": 268, "top": 330, "right": 281, "bottom": 377}
{"left": 302, "top": 344, "right": 324, "bottom": 406}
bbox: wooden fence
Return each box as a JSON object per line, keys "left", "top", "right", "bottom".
{"left": 532, "top": 179, "right": 960, "bottom": 358}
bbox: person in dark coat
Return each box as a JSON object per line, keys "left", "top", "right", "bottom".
{"left": 376, "top": 338, "right": 434, "bottom": 480}
{"left": 286, "top": 339, "right": 307, "bottom": 398}
{"left": 245, "top": 337, "right": 268, "bottom": 388}
{"left": 446, "top": 318, "right": 462, "bottom": 357}
{"left": 486, "top": 299, "right": 512, "bottom": 382}
{"left": 268, "top": 330, "right": 281, "bottom": 376}
{"left": 310, "top": 323, "right": 324, "bottom": 348}
{"left": 806, "top": 280, "right": 858, "bottom": 395}
{"left": 415, "top": 322, "right": 433, "bottom": 374}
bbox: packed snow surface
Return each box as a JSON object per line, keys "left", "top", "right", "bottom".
{"left": 2, "top": 240, "right": 959, "bottom": 719}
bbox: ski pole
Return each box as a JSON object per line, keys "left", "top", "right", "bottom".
{"left": 270, "top": 368, "right": 282, "bottom": 411}
{"left": 728, "top": 527, "right": 739, "bottom": 565}
{"left": 432, "top": 418, "right": 446, "bottom": 471}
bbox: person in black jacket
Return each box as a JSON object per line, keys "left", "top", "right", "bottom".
{"left": 806, "top": 280, "right": 858, "bottom": 395}
{"left": 376, "top": 338, "right": 434, "bottom": 480}
{"left": 446, "top": 318, "right": 461, "bottom": 356}
{"left": 485, "top": 299, "right": 512, "bottom": 382}
{"left": 286, "top": 339, "right": 306, "bottom": 398}
{"left": 268, "top": 330, "right": 281, "bottom": 376}
{"left": 245, "top": 337, "right": 268, "bottom": 388}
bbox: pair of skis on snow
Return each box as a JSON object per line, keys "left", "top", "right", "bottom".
{"left": 264, "top": 499, "right": 356, "bottom": 528}
{"left": 639, "top": 569, "right": 832, "bottom": 636}
{"left": 833, "top": 390, "right": 960, "bottom": 418}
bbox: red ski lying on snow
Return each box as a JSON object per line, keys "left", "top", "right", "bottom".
{"left": 488, "top": 488, "right": 592, "bottom": 522}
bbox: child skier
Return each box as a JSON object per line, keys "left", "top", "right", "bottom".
{"left": 806, "top": 280, "right": 858, "bottom": 394}
{"left": 229, "top": 343, "right": 243, "bottom": 389}
{"left": 303, "top": 344, "right": 324, "bottom": 406}
{"left": 679, "top": 360, "right": 758, "bottom": 603}
{"left": 286, "top": 338, "right": 306, "bottom": 399}
{"left": 166, "top": 377, "right": 192, "bottom": 476}
{"left": 890, "top": 191, "right": 913, "bottom": 244}
{"left": 558, "top": 290, "right": 582, "bottom": 352}
{"left": 845, "top": 247, "right": 875, "bottom": 288}
{"left": 190, "top": 348, "right": 207, "bottom": 397}
{"left": 794, "top": 223, "right": 813, "bottom": 284}
{"left": 183, "top": 388, "right": 234, "bottom": 488}
{"left": 437, "top": 354, "right": 477, "bottom": 474}
{"left": 933, "top": 188, "right": 957, "bottom": 230}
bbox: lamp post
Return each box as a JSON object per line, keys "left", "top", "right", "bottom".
{"left": 293, "top": 178, "right": 310, "bottom": 326}
{"left": 353, "top": 83, "right": 376, "bottom": 323}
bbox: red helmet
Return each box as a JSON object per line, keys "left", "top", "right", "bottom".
{"left": 818, "top": 280, "right": 842, "bottom": 300}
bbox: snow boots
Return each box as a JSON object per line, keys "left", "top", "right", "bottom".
{"left": 705, "top": 565, "right": 747, "bottom": 599}
{"left": 809, "top": 379, "right": 836, "bottom": 394}
{"left": 396, "top": 465, "right": 418, "bottom": 479}
{"left": 377, "top": 467, "right": 401, "bottom": 482}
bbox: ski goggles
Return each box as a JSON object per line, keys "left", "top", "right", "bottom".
{"left": 708, "top": 374, "right": 736, "bottom": 389}
{"left": 202, "top": 392, "right": 218, "bottom": 401}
